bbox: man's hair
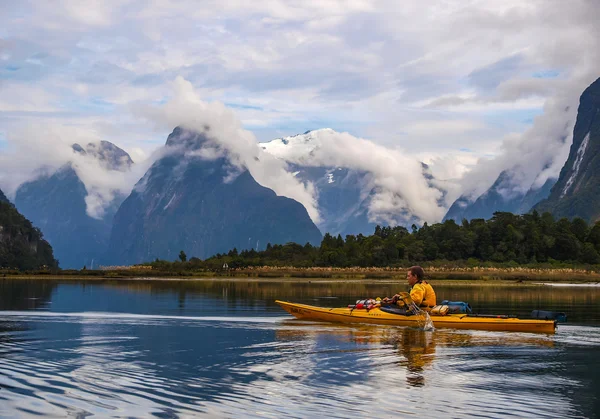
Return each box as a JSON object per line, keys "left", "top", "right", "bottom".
{"left": 409, "top": 265, "right": 424, "bottom": 281}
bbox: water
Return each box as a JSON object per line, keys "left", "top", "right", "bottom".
{"left": 0, "top": 278, "right": 599, "bottom": 418}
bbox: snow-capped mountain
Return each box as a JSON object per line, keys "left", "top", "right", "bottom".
{"left": 260, "top": 129, "right": 328, "bottom": 162}
{"left": 261, "top": 129, "right": 445, "bottom": 235}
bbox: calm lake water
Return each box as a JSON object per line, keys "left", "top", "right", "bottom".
{"left": 0, "top": 278, "right": 599, "bottom": 418}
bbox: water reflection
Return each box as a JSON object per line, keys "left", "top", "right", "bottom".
{"left": 3, "top": 278, "right": 596, "bottom": 323}
{"left": 0, "top": 278, "right": 598, "bottom": 418}
{"left": 0, "top": 313, "right": 285, "bottom": 417}
{"left": 0, "top": 279, "right": 56, "bottom": 310}
{"left": 275, "top": 321, "right": 559, "bottom": 391}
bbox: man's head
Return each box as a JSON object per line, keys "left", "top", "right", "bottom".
{"left": 407, "top": 265, "right": 424, "bottom": 286}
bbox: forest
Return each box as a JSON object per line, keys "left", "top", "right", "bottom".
{"left": 150, "top": 211, "right": 600, "bottom": 271}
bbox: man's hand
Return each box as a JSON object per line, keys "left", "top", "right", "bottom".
{"left": 382, "top": 295, "right": 399, "bottom": 304}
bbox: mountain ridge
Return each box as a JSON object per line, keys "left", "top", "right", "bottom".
{"left": 105, "top": 127, "right": 323, "bottom": 264}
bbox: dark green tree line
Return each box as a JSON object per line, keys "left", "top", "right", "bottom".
{"left": 150, "top": 211, "right": 600, "bottom": 270}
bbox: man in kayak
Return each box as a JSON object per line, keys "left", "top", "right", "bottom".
{"left": 383, "top": 266, "right": 437, "bottom": 311}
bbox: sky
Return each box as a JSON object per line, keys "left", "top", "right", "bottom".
{"left": 1, "top": 0, "right": 599, "bottom": 224}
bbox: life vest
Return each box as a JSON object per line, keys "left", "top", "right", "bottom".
{"left": 410, "top": 280, "right": 437, "bottom": 309}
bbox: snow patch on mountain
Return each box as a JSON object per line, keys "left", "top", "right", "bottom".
{"left": 561, "top": 131, "right": 590, "bottom": 197}
{"left": 260, "top": 129, "right": 335, "bottom": 162}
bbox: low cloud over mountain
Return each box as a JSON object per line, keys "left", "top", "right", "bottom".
{"left": 261, "top": 129, "right": 453, "bottom": 232}
{"left": 0, "top": 126, "right": 149, "bottom": 220}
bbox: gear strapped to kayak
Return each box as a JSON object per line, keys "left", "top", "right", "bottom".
{"left": 347, "top": 293, "right": 434, "bottom": 329}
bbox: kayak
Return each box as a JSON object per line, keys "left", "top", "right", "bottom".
{"left": 275, "top": 300, "right": 557, "bottom": 334}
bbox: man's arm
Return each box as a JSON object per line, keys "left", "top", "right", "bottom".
{"left": 410, "top": 284, "right": 425, "bottom": 306}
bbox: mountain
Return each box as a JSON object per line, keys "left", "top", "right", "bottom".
{"left": 444, "top": 172, "right": 556, "bottom": 223}
{"left": 105, "top": 127, "right": 323, "bottom": 265}
{"left": 261, "top": 129, "right": 442, "bottom": 236}
{"left": 534, "top": 77, "right": 600, "bottom": 222}
{"left": 0, "top": 188, "right": 58, "bottom": 270}
{"left": 286, "top": 164, "right": 377, "bottom": 236}
{"left": 14, "top": 141, "right": 133, "bottom": 269}
{"left": 72, "top": 140, "right": 133, "bottom": 171}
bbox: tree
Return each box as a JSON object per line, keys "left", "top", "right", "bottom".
{"left": 587, "top": 222, "right": 600, "bottom": 252}
{"left": 552, "top": 218, "right": 581, "bottom": 261}
{"left": 581, "top": 243, "right": 600, "bottom": 264}
{"left": 571, "top": 217, "right": 589, "bottom": 242}
{"left": 179, "top": 250, "right": 187, "bottom": 262}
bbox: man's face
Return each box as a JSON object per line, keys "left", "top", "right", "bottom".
{"left": 407, "top": 271, "right": 418, "bottom": 286}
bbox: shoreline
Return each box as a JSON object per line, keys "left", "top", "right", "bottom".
{"left": 4, "top": 265, "right": 600, "bottom": 283}
{"left": 3, "top": 270, "right": 600, "bottom": 284}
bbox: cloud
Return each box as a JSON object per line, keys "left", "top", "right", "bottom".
{"left": 132, "top": 76, "right": 321, "bottom": 222}
{"left": 261, "top": 128, "right": 448, "bottom": 224}
{"left": 468, "top": 55, "right": 525, "bottom": 92}
{"left": 455, "top": 84, "right": 582, "bottom": 201}
{"left": 1, "top": 0, "right": 600, "bottom": 222}
{"left": 0, "top": 124, "right": 153, "bottom": 219}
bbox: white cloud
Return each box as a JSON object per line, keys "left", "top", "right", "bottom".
{"left": 132, "top": 76, "right": 321, "bottom": 222}
{"left": 1, "top": 0, "right": 599, "bottom": 221}
{"left": 456, "top": 84, "right": 582, "bottom": 201}
{"left": 261, "top": 129, "right": 448, "bottom": 224}
{"left": 0, "top": 83, "right": 59, "bottom": 112}
{"left": 0, "top": 124, "right": 152, "bottom": 219}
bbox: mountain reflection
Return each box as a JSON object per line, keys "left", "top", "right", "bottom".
{"left": 0, "top": 279, "right": 56, "bottom": 310}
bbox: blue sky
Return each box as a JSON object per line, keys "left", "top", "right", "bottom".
{"left": 1, "top": 0, "right": 600, "bottom": 202}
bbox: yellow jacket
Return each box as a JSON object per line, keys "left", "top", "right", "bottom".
{"left": 410, "top": 281, "right": 437, "bottom": 308}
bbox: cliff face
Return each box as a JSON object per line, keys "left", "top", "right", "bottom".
{"left": 535, "top": 77, "right": 600, "bottom": 222}
{"left": 106, "top": 127, "right": 322, "bottom": 264}
{"left": 0, "top": 191, "right": 58, "bottom": 270}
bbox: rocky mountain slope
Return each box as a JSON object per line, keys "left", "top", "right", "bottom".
{"left": 534, "top": 77, "right": 600, "bottom": 222}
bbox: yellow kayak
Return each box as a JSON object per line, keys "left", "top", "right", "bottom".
{"left": 275, "top": 300, "right": 557, "bottom": 334}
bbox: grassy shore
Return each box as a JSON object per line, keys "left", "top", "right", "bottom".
{"left": 3, "top": 265, "right": 600, "bottom": 282}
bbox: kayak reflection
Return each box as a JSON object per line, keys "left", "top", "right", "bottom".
{"left": 275, "top": 323, "right": 441, "bottom": 387}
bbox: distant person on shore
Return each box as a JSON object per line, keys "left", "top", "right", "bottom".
{"left": 383, "top": 266, "right": 437, "bottom": 311}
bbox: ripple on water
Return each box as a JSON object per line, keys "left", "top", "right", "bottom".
{"left": 0, "top": 311, "right": 598, "bottom": 418}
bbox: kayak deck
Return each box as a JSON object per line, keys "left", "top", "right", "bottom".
{"left": 275, "top": 300, "right": 556, "bottom": 334}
